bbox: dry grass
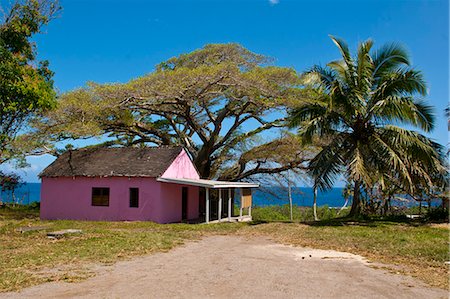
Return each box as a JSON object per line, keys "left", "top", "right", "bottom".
{"left": 0, "top": 207, "right": 243, "bottom": 292}
{"left": 239, "top": 221, "right": 449, "bottom": 289}
{"left": 0, "top": 206, "right": 448, "bottom": 292}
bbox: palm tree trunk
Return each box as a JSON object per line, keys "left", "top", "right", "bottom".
{"left": 313, "top": 187, "right": 319, "bottom": 221}
{"left": 349, "top": 180, "right": 361, "bottom": 217}
{"left": 337, "top": 196, "right": 349, "bottom": 216}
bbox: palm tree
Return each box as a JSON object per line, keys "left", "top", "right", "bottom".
{"left": 289, "top": 36, "right": 444, "bottom": 217}
{"left": 446, "top": 105, "right": 449, "bottom": 130}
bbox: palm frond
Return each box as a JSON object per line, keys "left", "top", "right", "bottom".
{"left": 372, "top": 42, "right": 410, "bottom": 78}
{"left": 302, "top": 65, "right": 337, "bottom": 91}
{"left": 329, "top": 35, "right": 354, "bottom": 71}
{"left": 374, "top": 126, "right": 445, "bottom": 192}
{"left": 327, "top": 60, "right": 350, "bottom": 85}
{"left": 329, "top": 36, "right": 359, "bottom": 99}
{"left": 287, "top": 100, "right": 328, "bottom": 128}
{"left": 356, "top": 39, "right": 374, "bottom": 97}
{"left": 370, "top": 134, "right": 414, "bottom": 191}
{"left": 370, "top": 96, "right": 434, "bottom": 132}
{"left": 347, "top": 141, "right": 375, "bottom": 187}
{"left": 375, "top": 67, "right": 427, "bottom": 97}
{"left": 379, "top": 125, "right": 441, "bottom": 165}
{"left": 297, "top": 113, "right": 343, "bottom": 144}
{"left": 308, "top": 133, "right": 348, "bottom": 190}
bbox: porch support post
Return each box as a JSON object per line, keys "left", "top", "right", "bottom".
{"left": 239, "top": 188, "right": 243, "bottom": 220}
{"left": 206, "top": 188, "right": 210, "bottom": 224}
{"left": 218, "top": 189, "right": 222, "bottom": 222}
{"left": 228, "top": 188, "right": 232, "bottom": 222}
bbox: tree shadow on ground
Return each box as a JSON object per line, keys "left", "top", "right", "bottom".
{"left": 249, "top": 215, "right": 447, "bottom": 228}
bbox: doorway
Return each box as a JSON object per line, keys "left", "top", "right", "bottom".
{"left": 182, "top": 187, "right": 188, "bottom": 221}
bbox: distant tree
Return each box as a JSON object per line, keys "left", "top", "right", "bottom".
{"left": 0, "top": 171, "right": 23, "bottom": 204}
{"left": 34, "top": 44, "right": 316, "bottom": 181}
{"left": 0, "top": 0, "right": 60, "bottom": 164}
{"left": 289, "top": 36, "right": 445, "bottom": 217}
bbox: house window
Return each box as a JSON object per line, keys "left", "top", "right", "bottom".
{"left": 92, "top": 187, "right": 109, "bottom": 206}
{"left": 129, "top": 188, "right": 139, "bottom": 208}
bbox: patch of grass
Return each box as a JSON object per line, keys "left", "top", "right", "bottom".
{"left": 240, "top": 221, "right": 449, "bottom": 289}
{"left": 251, "top": 204, "right": 342, "bottom": 222}
{"left": 0, "top": 205, "right": 448, "bottom": 292}
{"left": 0, "top": 204, "right": 40, "bottom": 221}
{"left": 0, "top": 206, "right": 244, "bottom": 292}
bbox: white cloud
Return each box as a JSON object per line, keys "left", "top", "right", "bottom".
{"left": 0, "top": 155, "right": 55, "bottom": 183}
{"left": 269, "top": 0, "right": 280, "bottom": 5}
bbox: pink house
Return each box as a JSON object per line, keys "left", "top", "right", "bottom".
{"left": 40, "top": 146, "right": 258, "bottom": 223}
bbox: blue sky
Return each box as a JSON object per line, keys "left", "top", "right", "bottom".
{"left": 3, "top": 0, "right": 449, "bottom": 183}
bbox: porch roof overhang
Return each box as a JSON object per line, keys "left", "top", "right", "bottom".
{"left": 156, "top": 177, "right": 259, "bottom": 189}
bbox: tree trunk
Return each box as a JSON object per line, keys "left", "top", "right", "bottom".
{"left": 337, "top": 196, "right": 349, "bottom": 216}
{"left": 387, "top": 197, "right": 391, "bottom": 215}
{"left": 384, "top": 196, "right": 391, "bottom": 216}
{"left": 196, "top": 160, "right": 211, "bottom": 179}
{"left": 194, "top": 148, "right": 212, "bottom": 179}
{"left": 288, "top": 171, "right": 293, "bottom": 222}
{"left": 313, "top": 187, "right": 319, "bottom": 221}
{"left": 349, "top": 180, "right": 361, "bottom": 217}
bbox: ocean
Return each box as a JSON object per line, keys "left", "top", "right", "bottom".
{"left": 1, "top": 183, "right": 347, "bottom": 207}
{"left": 0, "top": 183, "right": 41, "bottom": 204}
{"left": 0, "top": 182, "right": 427, "bottom": 208}
{"left": 253, "top": 187, "right": 346, "bottom": 208}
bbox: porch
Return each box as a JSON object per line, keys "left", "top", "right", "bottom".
{"left": 156, "top": 177, "right": 258, "bottom": 223}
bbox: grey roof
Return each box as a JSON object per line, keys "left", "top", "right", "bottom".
{"left": 39, "top": 146, "right": 184, "bottom": 178}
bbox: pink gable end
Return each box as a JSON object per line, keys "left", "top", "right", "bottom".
{"left": 161, "top": 149, "right": 200, "bottom": 179}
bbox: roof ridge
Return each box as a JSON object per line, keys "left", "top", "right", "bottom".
{"left": 64, "top": 145, "right": 183, "bottom": 152}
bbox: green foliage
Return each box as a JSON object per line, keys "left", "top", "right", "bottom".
{"left": 288, "top": 36, "right": 446, "bottom": 216}
{"left": 424, "top": 207, "right": 449, "bottom": 222}
{"left": 0, "top": 171, "right": 23, "bottom": 192}
{"left": 0, "top": 0, "right": 60, "bottom": 163}
{"left": 35, "top": 43, "right": 314, "bottom": 180}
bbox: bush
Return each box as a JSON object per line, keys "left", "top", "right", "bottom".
{"left": 425, "top": 207, "right": 449, "bottom": 222}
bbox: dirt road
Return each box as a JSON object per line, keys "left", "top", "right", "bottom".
{"left": 2, "top": 236, "right": 447, "bottom": 298}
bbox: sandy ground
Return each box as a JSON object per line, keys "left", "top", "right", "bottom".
{"left": 2, "top": 236, "right": 447, "bottom": 299}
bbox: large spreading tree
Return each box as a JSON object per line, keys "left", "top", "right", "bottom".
{"left": 288, "top": 36, "right": 445, "bottom": 216}
{"left": 0, "top": 0, "right": 60, "bottom": 164}
{"left": 36, "top": 44, "right": 315, "bottom": 181}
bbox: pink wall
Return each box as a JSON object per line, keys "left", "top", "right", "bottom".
{"left": 161, "top": 149, "right": 200, "bottom": 179}
{"left": 41, "top": 148, "right": 201, "bottom": 223}
{"left": 41, "top": 177, "right": 199, "bottom": 223}
{"left": 159, "top": 183, "right": 199, "bottom": 223}
{"left": 41, "top": 177, "right": 156, "bottom": 221}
